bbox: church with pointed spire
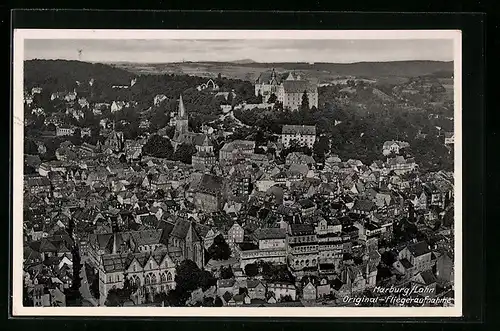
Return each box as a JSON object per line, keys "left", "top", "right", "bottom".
{"left": 173, "top": 94, "right": 189, "bottom": 141}
{"left": 170, "top": 95, "right": 215, "bottom": 168}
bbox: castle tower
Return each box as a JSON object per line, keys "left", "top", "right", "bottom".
{"left": 175, "top": 95, "right": 189, "bottom": 136}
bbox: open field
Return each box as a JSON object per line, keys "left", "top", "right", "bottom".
{"left": 110, "top": 60, "right": 454, "bottom": 85}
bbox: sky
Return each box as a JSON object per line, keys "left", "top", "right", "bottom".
{"left": 24, "top": 39, "right": 454, "bottom": 63}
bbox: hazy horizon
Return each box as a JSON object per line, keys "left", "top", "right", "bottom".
{"left": 24, "top": 39, "right": 455, "bottom": 64}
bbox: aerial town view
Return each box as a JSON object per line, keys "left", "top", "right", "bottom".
{"left": 20, "top": 38, "right": 456, "bottom": 309}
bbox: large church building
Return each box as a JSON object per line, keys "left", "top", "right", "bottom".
{"left": 254, "top": 69, "right": 319, "bottom": 111}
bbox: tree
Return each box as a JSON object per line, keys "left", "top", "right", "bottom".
{"left": 244, "top": 263, "right": 259, "bottom": 277}
{"left": 201, "top": 296, "right": 215, "bottom": 307}
{"left": 199, "top": 270, "right": 217, "bottom": 291}
{"left": 24, "top": 138, "right": 39, "bottom": 155}
{"left": 46, "top": 123, "right": 56, "bottom": 133}
{"left": 313, "top": 135, "right": 330, "bottom": 161}
{"left": 207, "top": 234, "right": 231, "bottom": 261}
{"left": 268, "top": 93, "right": 277, "bottom": 103}
{"left": 281, "top": 294, "right": 294, "bottom": 302}
{"left": 214, "top": 296, "right": 223, "bottom": 307}
{"left": 150, "top": 110, "right": 170, "bottom": 131}
{"left": 220, "top": 266, "right": 234, "bottom": 279}
{"left": 173, "top": 143, "right": 197, "bottom": 164}
{"left": 142, "top": 134, "right": 174, "bottom": 159}
{"left": 226, "top": 92, "right": 234, "bottom": 105}
{"left": 165, "top": 288, "right": 185, "bottom": 307}
{"left": 154, "top": 292, "right": 168, "bottom": 305}
{"left": 175, "top": 259, "right": 204, "bottom": 295}
{"left": 104, "top": 288, "right": 122, "bottom": 306}
{"left": 104, "top": 275, "right": 137, "bottom": 306}
{"left": 300, "top": 91, "right": 310, "bottom": 111}
{"left": 23, "top": 283, "right": 34, "bottom": 306}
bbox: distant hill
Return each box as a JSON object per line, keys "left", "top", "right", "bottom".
{"left": 111, "top": 60, "right": 453, "bottom": 85}
{"left": 24, "top": 59, "right": 135, "bottom": 91}
{"left": 230, "top": 59, "right": 257, "bottom": 64}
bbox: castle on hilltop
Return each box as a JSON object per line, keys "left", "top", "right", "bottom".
{"left": 254, "top": 69, "right": 318, "bottom": 111}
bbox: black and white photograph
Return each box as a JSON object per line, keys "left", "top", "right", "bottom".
{"left": 12, "top": 29, "right": 462, "bottom": 317}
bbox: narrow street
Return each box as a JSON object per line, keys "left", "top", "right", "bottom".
{"left": 79, "top": 256, "right": 99, "bottom": 307}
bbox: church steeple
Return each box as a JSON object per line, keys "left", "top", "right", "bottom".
{"left": 178, "top": 94, "right": 187, "bottom": 119}
{"left": 174, "top": 94, "right": 189, "bottom": 138}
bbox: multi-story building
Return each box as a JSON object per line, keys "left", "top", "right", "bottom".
{"left": 278, "top": 73, "right": 318, "bottom": 111}
{"left": 56, "top": 126, "right": 76, "bottom": 137}
{"left": 219, "top": 140, "right": 256, "bottom": 165}
{"left": 314, "top": 218, "right": 344, "bottom": 268}
{"left": 227, "top": 222, "right": 245, "bottom": 244}
{"left": 238, "top": 244, "right": 287, "bottom": 269}
{"left": 254, "top": 68, "right": 281, "bottom": 102}
{"left": 87, "top": 230, "right": 178, "bottom": 305}
{"left": 88, "top": 218, "right": 205, "bottom": 305}
{"left": 382, "top": 140, "right": 410, "bottom": 156}
{"left": 266, "top": 281, "right": 297, "bottom": 301}
{"left": 287, "top": 223, "right": 319, "bottom": 272}
{"left": 297, "top": 199, "right": 317, "bottom": 218}
{"left": 188, "top": 173, "right": 226, "bottom": 213}
{"left": 281, "top": 125, "right": 316, "bottom": 149}
{"left": 252, "top": 228, "right": 287, "bottom": 250}
{"left": 254, "top": 70, "right": 319, "bottom": 110}
{"left": 393, "top": 241, "right": 434, "bottom": 277}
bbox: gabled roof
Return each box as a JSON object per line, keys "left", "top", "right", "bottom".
{"left": 352, "top": 199, "right": 376, "bottom": 212}
{"left": 170, "top": 218, "right": 191, "bottom": 239}
{"left": 247, "top": 279, "right": 264, "bottom": 289}
{"left": 282, "top": 80, "right": 317, "bottom": 94}
{"left": 131, "top": 230, "right": 163, "bottom": 247}
{"left": 418, "top": 270, "right": 437, "bottom": 285}
{"left": 253, "top": 228, "right": 286, "bottom": 240}
{"left": 282, "top": 125, "right": 316, "bottom": 135}
{"left": 407, "top": 241, "right": 431, "bottom": 257}
{"left": 218, "top": 278, "right": 236, "bottom": 288}
{"left": 222, "top": 291, "right": 233, "bottom": 302}
{"left": 289, "top": 223, "right": 314, "bottom": 236}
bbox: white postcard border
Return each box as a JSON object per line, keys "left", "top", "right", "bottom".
{"left": 12, "top": 29, "right": 463, "bottom": 317}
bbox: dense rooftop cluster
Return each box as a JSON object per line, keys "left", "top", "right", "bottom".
{"left": 22, "top": 63, "right": 455, "bottom": 308}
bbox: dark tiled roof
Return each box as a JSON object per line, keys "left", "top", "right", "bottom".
{"left": 289, "top": 223, "right": 314, "bottom": 236}
{"left": 247, "top": 279, "right": 264, "bottom": 289}
{"left": 218, "top": 278, "right": 236, "bottom": 288}
{"left": 131, "top": 230, "right": 163, "bottom": 246}
{"left": 170, "top": 219, "right": 191, "bottom": 239}
{"left": 197, "top": 174, "right": 223, "bottom": 195}
{"left": 282, "top": 80, "right": 317, "bottom": 94}
{"left": 353, "top": 199, "right": 376, "bottom": 212}
{"left": 407, "top": 241, "right": 431, "bottom": 257}
{"left": 298, "top": 199, "right": 315, "bottom": 209}
{"left": 400, "top": 258, "right": 413, "bottom": 269}
{"left": 222, "top": 291, "right": 233, "bottom": 302}
{"left": 282, "top": 125, "right": 316, "bottom": 135}
{"left": 253, "top": 228, "right": 286, "bottom": 240}
{"left": 419, "top": 270, "right": 437, "bottom": 285}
